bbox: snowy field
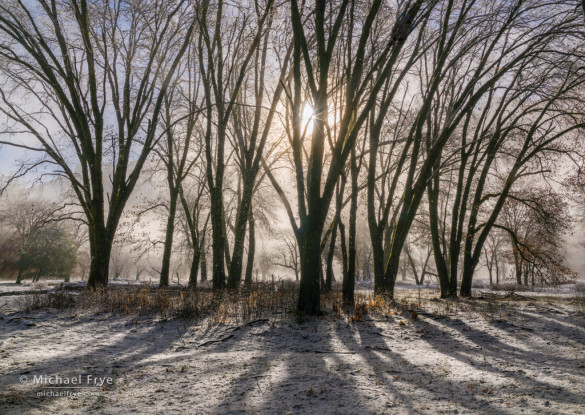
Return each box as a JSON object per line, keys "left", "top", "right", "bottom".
{"left": 0, "top": 284, "right": 584, "bottom": 414}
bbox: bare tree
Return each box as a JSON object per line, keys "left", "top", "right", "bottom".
{"left": 364, "top": 0, "right": 584, "bottom": 299}
{"left": 0, "top": 190, "right": 76, "bottom": 283}
{"left": 481, "top": 230, "right": 507, "bottom": 285}
{"left": 266, "top": 0, "right": 428, "bottom": 314}
{"left": 0, "top": 0, "right": 196, "bottom": 287}
{"left": 154, "top": 43, "right": 208, "bottom": 288}
{"left": 498, "top": 188, "right": 577, "bottom": 287}
{"left": 272, "top": 231, "right": 301, "bottom": 282}
{"left": 195, "top": 0, "right": 275, "bottom": 290}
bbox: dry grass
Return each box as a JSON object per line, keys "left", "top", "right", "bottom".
{"left": 18, "top": 282, "right": 298, "bottom": 323}
{"left": 17, "top": 281, "right": 580, "bottom": 324}
{"left": 20, "top": 282, "right": 429, "bottom": 323}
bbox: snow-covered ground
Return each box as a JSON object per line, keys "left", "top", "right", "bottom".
{"left": 0, "top": 286, "right": 584, "bottom": 414}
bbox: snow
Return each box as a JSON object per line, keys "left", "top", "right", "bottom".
{"left": 0, "top": 286, "right": 584, "bottom": 414}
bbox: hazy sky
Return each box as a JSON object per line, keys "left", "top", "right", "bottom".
{"left": 0, "top": 146, "right": 27, "bottom": 173}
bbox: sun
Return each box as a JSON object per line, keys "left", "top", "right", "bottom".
{"left": 299, "top": 104, "right": 338, "bottom": 138}
{"left": 301, "top": 105, "right": 315, "bottom": 135}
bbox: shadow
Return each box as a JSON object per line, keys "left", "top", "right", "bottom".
{"left": 415, "top": 311, "right": 585, "bottom": 410}
{"left": 1, "top": 299, "right": 584, "bottom": 414}
{"left": 201, "top": 318, "right": 369, "bottom": 413}
{"left": 0, "top": 311, "right": 192, "bottom": 413}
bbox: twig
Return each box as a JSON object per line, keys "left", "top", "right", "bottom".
{"left": 196, "top": 334, "right": 235, "bottom": 348}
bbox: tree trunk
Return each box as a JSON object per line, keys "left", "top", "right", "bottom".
{"left": 367, "top": 126, "right": 387, "bottom": 295}
{"left": 325, "top": 218, "right": 338, "bottom": 293}
{"left": 223, "top": 205, "right": 232, "bottom": 271}
{"left": 514, "top": 249, "right": 522, "bottom": 284}
{"left": 228, "top": 176, "right": 255, "bottom": 289}
{"left": 339, "top": 219, "right": 348, "bottom": 289}
{"left": 244, "top": 212, "right": 255, "bottom": 288}
{"left": 371, "top": 234, "right": 385, "bottom": 294}
{"left": 383, "top": 217, "right": 417, "bottom": 297}
{"left": 319, "top": 257, "right": 325, "bottom": 291}
{"left": 16, "top": 263, "right": 24, "bottom": 284}
{"left": 210, "top": 188, "right": 226, "bottom": 290}
{"left": 200, "top": 235, "right": 208, "bottom": 283}
{"left": 188, "top": 242, "right": 200, "bottom": 289}
{"left": 297, "top": 215, "right": 323, "bottom": 315}
{"left": 495, "top": 254, "right": 500, "bottom": 284}
{"left": 406, "top": 245, "right": 420, "bottom": 285}
{"left": 159, "top": 188, "right": 179, "bottom": 288}
{"left": 373, "top": 224, "right": 393, "bottom": 295}
{"left": 461, "top": 161, "right": 520, "bottom": 297}
{"left": 343, "top": 153, "right": 359, "bottom": 305}
{"left": 428, "top": 179, "right": 450, "bottom": 297}
{"left": 87, "top": 224, "right": 111, "bottom": 289}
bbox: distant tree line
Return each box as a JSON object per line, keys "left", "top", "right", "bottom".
{"left": 0, "top": 192, "right": 79, "bottom": 283}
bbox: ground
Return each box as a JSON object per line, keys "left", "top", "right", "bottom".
{"left": 0, "top": 284, "right": 584, "bottom": 414}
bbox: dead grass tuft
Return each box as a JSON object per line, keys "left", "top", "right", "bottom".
{"left": 18, "top": 282, "right": 579, "bottom": 322}
{"left": 20, "top": 282, "right": 298, "bottom": 322}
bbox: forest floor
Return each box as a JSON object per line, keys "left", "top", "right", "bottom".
{"left": 0, "top": 283, "right": 584, "bottom": 414}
